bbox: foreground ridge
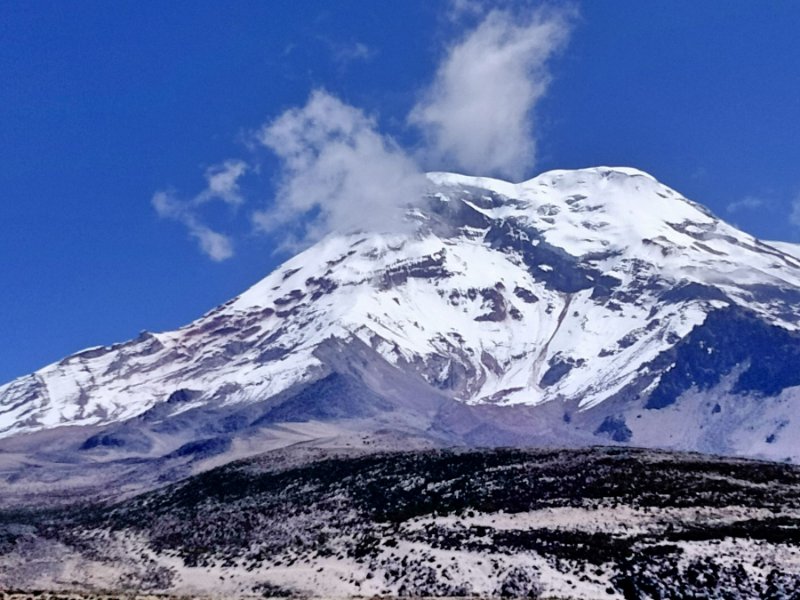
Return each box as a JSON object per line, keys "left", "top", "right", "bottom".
{"left": 1, "top": 447, "right": 799, "bottom": 598}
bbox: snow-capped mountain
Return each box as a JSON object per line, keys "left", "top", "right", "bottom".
{"left": 3, "top": 166, "right": 800, "bottom": 469}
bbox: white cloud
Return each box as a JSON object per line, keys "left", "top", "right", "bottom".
{"left": 726, "top": 196, "right": 765, "bottom": 214}
{"left": 446, "top": 0, "right": 485, "bottom": 21}
{"left": 154, "top": 7, "right": 576, "bottom": 258}
{"left": 191, "top": 225, "right": 234, "bottom": 261}
{"left": 332, "top": 41, "right": 374, "bottom": 68}
{"left": 151, "top": 158, "right": 248, "bottom": 261}
{"left": 791, "top": 195, "right": 800, "bottom": 228}
{"left": 196, "top": 159, "right": 248, "bottom": 206}
{"left": 409, "top": 7, "right": 573, "bottom": 181}
{"left": 152, "top": 190, "right": 234, "bottom": 262}
{"left": 253, "top": 90, "right": 427, "bottom": 244}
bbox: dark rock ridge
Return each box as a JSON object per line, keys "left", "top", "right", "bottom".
{"left": 646, "top": 307, "right": 800, "bottom": 409}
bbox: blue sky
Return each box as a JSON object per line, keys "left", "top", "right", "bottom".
{"left": 2, "top": 1, "right": 800, "bottom": 383}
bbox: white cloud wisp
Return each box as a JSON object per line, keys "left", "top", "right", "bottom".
{"left": 726, "top": 196, "right": 765, "bottom": 214}
{"left": 153, "top": 8, "right": 575, "bottom": 258}
{"left": 790, "top": 194, "right": 800, "bottom": 228}
{"left": 196, "top": 160, "right": 249, "bottom": 207}
{"left": 253, "top": 90, "right": 427, "bottom": 244}
{"left": 410, "top": 7, "right": 573, "bottom": 181}
{"left": 152, "top": 159, "right": 248, "bottom": 261}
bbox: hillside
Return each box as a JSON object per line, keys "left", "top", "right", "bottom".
{"left": 1, "top": 447, "right": 799, "bottom": 598}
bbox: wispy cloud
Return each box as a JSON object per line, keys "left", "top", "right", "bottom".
{"left": 445, "top": 0, "right": 485, "bottom": 22}
{"left": 196, "top": 160, "right": 248, "bottom": 206}
{"left": 790, "top": 194, "right": 800, "bottom": 228}
{"left": 253, "top": 90, "right": 427, "bottom": 245}
{"left": 726, "top": 196, "right": 765, "bottom": 214}
{"left": 152, "top": 191, "right": 234, "bottom": 262}
{"left": 409, "top": 6, "right": 574, "bottom": 180}
{"left": 254, "top": 6, "right": 575, "bottom": 245}
{"left": 154, "top": 6, "right": 575, "bottom": 258}
{"left": 331, "top": 41, "right": 375, "bottom": 69}
{"left": 151, "top": 159, "right": 248, "bottom": 261}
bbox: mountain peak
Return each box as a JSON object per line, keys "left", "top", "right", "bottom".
{"left": 427, "top": 165, "right": 659, "bottom": 188}
{"left": 2, "top": 168, "right": 800, "bottom": 464}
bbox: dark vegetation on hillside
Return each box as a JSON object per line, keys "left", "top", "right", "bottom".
{"left": 1, "top": 447, "right": 800, "bottom": 598}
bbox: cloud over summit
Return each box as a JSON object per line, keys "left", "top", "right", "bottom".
{"left": 253, "top": 90, "right": 427, "bottom": 244}
{"left": 251, "top": 6, "right": 574, "bottom": 244}
{"left": 152, "top": 5, "right": 574, "bottom": 257}
{"left": 410, "top": 7, "right": 573, "bottom": 181}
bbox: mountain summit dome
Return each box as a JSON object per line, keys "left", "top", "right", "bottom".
{"left": 2, "top": 167, "right": 800, "bottom": 465}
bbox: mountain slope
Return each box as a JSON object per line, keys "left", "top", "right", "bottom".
{"left": 2, "top": 166, "right": 800, "bottom": 468}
